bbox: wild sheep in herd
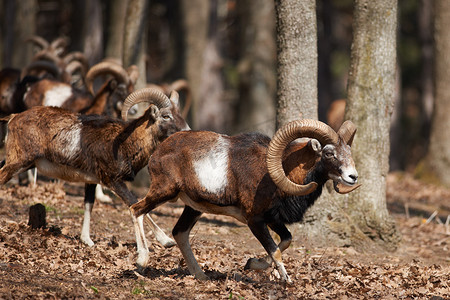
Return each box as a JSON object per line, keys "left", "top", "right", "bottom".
{"left": 0, "top": 87, "right": 190, "bottom": 267}
{"left": 131, "top": 119, "right": 360, "bottom": 282}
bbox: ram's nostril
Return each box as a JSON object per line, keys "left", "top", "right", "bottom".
{"left": 349, "top": 174, "right": 358, "bottom": 182}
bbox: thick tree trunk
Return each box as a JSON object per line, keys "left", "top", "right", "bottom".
{"left": 234, "top": 0, "right": 276, "bottom": 136}
{"left": 419, "top": 0, "right": 434, "bottom": 125}
{"left": 83, "top": 0, "right": 103, "bottom": 66}
{"left": 123, "top": 0, "right": 149, "bottom": 89}
{"left": 4, "top": 0, "right": 37, "bottom": 69}
{"left": 345, "top": 0, "right": 400, "bottom": 245}
{"left": 417, "top": 0, "right": 450, "bottom": 187}
{"left": 275, "top": 0, "right": 317, "bottom": 126}
{"left": 302, "top": 0, "right": 401, "bottom": 252}
{"left": 179, "top": 0, "right": 210, "bottom": 130}
{"left": 104, "top": 0, "right": 128, "bottom": 62}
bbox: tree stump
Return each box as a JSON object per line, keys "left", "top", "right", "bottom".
{"left": 28, "top": 203, "right": 46, "bottom": 229}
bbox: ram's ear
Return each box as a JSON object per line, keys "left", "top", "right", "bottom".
{"left": 149, "top": 105, "right": 161, "bottom": 121}
{"left": 308, "top": 138, "right": 322, "bottom": 155}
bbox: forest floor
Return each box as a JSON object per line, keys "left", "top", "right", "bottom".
{"left": 0, "top": 172, "right": 449, "bottom": 299}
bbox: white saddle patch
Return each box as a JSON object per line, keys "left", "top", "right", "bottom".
{"left": 43, "top": 84, "right": 72, "bottom": 107}
{"left": 193, "top": 136, "right": 229, "bottom": 194}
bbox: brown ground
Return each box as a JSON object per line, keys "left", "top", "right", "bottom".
{"left": 0, "top": 172, "right": 449, "bottom": 299}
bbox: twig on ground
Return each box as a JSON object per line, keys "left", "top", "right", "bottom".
{"left": 404, "top": 203, "right": 410, "bottom": 219}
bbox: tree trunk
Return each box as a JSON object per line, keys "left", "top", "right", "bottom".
{"left": 179, "top": 0, "right": 210, "bottom": 130}
{"left": 419, "top": 0, "right": 434, "bottom": 125}
{"left": 83, "top": 0, "right": 103, "bottom": 66}
{"left": 317, "top": 0, "right": 334, "bottom": 122}
{"left": 234, "top": 0, "right": 276, "bottom": 136}
{"left": 417, "top": 0, "right": 450, "bottom": 187}
{"left": 104, "top": 0, "right": 128, "bottom": 62}
{"left": 4, "top": 0, "right": 37, "bottom": 69}
{"left": 302, "top": 0, "right": 401, "bottom": 252}
{"left": 123, "top": 0, "right": 149, "bottom": 89}
{"left": 275, "top": 0, "right": 317, "bottom": 126}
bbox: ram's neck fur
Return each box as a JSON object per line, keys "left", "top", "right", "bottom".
{"left": 264, "top": 142, "right": 328, "bottom": 224}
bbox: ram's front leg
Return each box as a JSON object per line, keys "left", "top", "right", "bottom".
{"left": 80, "top": 184, "right": 96, "bottom": 247}
{"left": 247, "top": 219, "right": 292, "bottom": 283}
{"left": 244, "top": 222, "right": 292, "bottom": 271}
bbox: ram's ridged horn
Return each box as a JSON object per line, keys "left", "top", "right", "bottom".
{"left": 65, "top": 60, "right": 84, "bottom": 75}
{"left": 26, "top": 36, "right": 49, "bottom": 50}
{"left": 50, "top": 37, "right": 69, "bottom": 55}
{"left": 20, "top": 60, "right": 61, "bottom": 80}
{"left": 121, "top": 88, "right": 172, "bottom": 121}
{"left": 85, "top": 61, "right": 130, "bottom": 95}
{"left": 267, "top": 119, "right": 339, "bottom": 196}
{"left": 63, "top": 52, "right": 89, "bottom": 74}
{"left": 334, "top": 181, "right": 362, "bottom": 194}
{"left": 32, "top": 50, "right": 63, "bottom": 65}
{"left": 337, "top": 120, "right": 357, "bottom": 146}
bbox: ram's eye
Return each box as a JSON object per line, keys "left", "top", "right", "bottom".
{"left": 162, "top": 115, "right": 171, "bottom": 120}
{"left": 324, "top": 151, "right": 335, "bottom": 159}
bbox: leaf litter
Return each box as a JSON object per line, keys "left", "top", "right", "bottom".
{"left": 0, "top": 173, "right": 449, "bottom": 299}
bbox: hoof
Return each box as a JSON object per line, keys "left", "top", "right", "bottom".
{"left": 244, "top": 257, "right": 271, "bottom": 270}
{"left": 195, "top": 272, "right": 210, "bottom": 281}
{"left": 80, "top": 236, "right": 95, "bottom": 247}
{"left": 161, "top": 238, "right": 176, "bottom": 248}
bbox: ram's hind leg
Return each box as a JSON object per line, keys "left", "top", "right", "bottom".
{"left": 172, "top": 205, "right": 208, "bottom": 280}
{"left": 144, "top": 215, "right": 176, "bottom": 248}
{"left": 131, "top": 181, "right": 178, "bottom": 248}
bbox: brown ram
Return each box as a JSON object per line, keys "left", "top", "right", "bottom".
{"left": 131, "top": 119, "right": 360, "bottom": 282}
{"left": 0, "top": 88, "right": 190, "bottom": 268}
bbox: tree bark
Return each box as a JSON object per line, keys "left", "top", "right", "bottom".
{"left": 83, "top": 0, "right": 103, "bottom": 66}
{"left": 179, "top": 0, "right": 210, "bottom": 130}
{"left": 234, "top": 0, "right": 277, "bottom": 136}
{"left": 104, "top": 0, "right": 128, "bottom": 62}
{"left": 4, "top": 0, "right": 37, "bottom": 69}
{"left": 275, "top": 0, "right": 317, "bottom": 127}
{"left": 123, "top": 0, "right": 149, "bottom": 89}
{"left": 302, "top": 0, "right": 401, "bottom": 252}
{"left": 417, "top": 0, "right": 450, "bottom": 187}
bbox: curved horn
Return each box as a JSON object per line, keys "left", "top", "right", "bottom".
{"left": 32, "top": 50, "right": 63, "bottom": 65}
{"left": 170, "top": 79, "right": 192, "bottom": 118}
{"left": 337, "top": 120, "right": 357, "bottom": 146}
{"left": 21, "top": 60, "right": 61, "bottom": 80}
{"left": 65, "top": 60, "right": 84, "bottom": 76}
{"left": 266, "top": 119, "right": 339, "bottom": 196}
{"left": 85, "top": 61, "right": 130, "bottom": 95}
{"left": 121, "top": 87, "right": 172, "bottom": 121}
{"left": 63, "top": 52, "right": 89, "bottom": 74}
{"left": 334, "top": 181, "right": 361, "bottom": 194}
{"left": 26, "top": 36, "right": 49, "bottom": 50}
{"left": 50, "top": 37, "right": 69, "bottom": 56}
